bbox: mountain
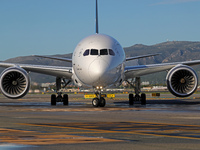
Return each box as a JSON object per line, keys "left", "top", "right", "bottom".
{"left": 1, "top": 41, "right": 200, "bottom": 84}
{"left": 125, "top": 41, "right": 200, "bottom": 64}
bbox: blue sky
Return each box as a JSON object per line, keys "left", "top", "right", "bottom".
{"left": 0, "top": 0, "right": 200, "bottom": 60}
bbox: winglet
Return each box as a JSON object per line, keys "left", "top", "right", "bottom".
{"left": 96, "top": 0, "right": 99, "bottom": 34}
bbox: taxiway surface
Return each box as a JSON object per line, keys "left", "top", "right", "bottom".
{"left": 0, "top": 93, "right": 200, "bottom": 150}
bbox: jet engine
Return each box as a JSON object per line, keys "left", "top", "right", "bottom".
{"left": 166, "top": 65, "right": 198, "bottom": 97}
{"left": 0, "top": 67, "right": 30, "bottom": 99}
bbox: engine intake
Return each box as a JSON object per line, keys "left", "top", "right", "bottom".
{"left": 0, "top": 67, "right": 30, "bottom": 99}
{"left": 166, "top": 65, "right": 198, "bottom": 97}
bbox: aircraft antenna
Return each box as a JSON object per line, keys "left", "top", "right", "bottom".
{"left": 95, "top": 0, "right": 99, "bottom": 34}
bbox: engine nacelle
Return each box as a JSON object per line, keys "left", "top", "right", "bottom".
{"left": 166, "top": 65, "right": 198, "bottom": 97}
{"left": 0, "top": 67, "right": 30, "bottom": 99}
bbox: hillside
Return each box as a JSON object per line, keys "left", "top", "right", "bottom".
{"left": 1, "top": 41, "right": 200, "bottom": 84}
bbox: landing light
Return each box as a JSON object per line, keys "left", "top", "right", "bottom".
{"left": 96, "top": 86, "right": 103, "bottom": 89}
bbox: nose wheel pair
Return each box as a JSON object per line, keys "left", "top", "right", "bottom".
{"left": 92, "top": 97, "right": 106, "bottom": 107}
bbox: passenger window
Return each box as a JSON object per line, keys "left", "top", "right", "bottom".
{"left": 83, "top": 49, "right": 89, "bottom": 56}
{"left": 100, "top": 49, "right": 108, "bottom": 55}
{"left": 90, "top": 49, "right": 98, "bottom": 55}
{"left": 109, "top": 49, "right": 115, "bottom": 56}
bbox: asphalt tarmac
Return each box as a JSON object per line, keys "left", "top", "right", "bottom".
{"left": 0, "top": 93, "right": 200, "bottom": 150}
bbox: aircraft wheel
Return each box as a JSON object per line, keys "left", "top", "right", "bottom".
{"left": 92, "top": 98, "right": 99, "bottom": 107}
{"left": 129, "top": 94, "right": 134, "bottom": 105}
{"left": 51, "top": 94, "right": 56, "bottom": 105}
{"left": 63, "top": 94, "right": 68, "bottom": 105}
{"left": 141, "top": 93, "right": 146, "bottom": 105}
{"left": 99, "top": 97, "right": 106, "bottom": 107}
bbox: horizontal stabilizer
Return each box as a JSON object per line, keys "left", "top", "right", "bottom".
{"left": 33, "top": 55, "right": 72, "bottom": 62}
{"left": 126, "top": 53, "right": 160, "bottom": 61}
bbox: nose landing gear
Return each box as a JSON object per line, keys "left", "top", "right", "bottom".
{"left": 92, "top": 97, "right": 106, "bottom": 107}
{"left": 92, "top": 91, "right": 106, "bottom": 107}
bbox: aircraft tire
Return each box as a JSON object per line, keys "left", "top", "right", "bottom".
{"left": 63, "top": 94, "right": 68, "bottom": 105}
{"left": 51, "top": 94, "right": 56, "bottom": 105}
{"left": 92, "top": 98, "right": 99, "bottom": 107}
{"left": 141, "top": 93, "right": 146, "bottom": 105}
{"left": 99, "top": 97, "right": 106, "bottom": 107}
{"left": 129, "top": 94, "right": 134, "bottom": 105}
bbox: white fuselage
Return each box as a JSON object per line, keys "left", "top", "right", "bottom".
{"left": 72, "top": 34, "right": 125, "bottom": 88}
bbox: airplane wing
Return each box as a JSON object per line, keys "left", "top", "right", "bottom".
{"left": 33, "top": 55, "right": 72, "bottom": 62}
{"left": 125, "top": 60, "right": 200, "bottom": 79}
{"left": 126, "top": 53, "right": 160, "bottom": 61}
{"left": 0, "top": 62, "right": 72, "bottom": 79}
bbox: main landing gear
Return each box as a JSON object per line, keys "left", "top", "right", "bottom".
{"left": 127, "top": 77, "right": 146, "bottom": 106}
{"left": 92, "top": 91, "right": 106, "bottom": 107}
{"left": 51, "top": 77, "right": 70, "bottom": 106}
{"left": 129, "top": 93, "right": 146, "bottom": 105}
{"left": 51, "top": 92, "right": 68, "bottom": 106}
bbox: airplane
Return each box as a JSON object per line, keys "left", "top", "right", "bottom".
{"left": 0, "top": 0, "right": 200, "bottom": 107}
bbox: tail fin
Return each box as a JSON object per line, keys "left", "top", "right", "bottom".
{"left": 95, "top": 0, "right": 99, "bottom": 34}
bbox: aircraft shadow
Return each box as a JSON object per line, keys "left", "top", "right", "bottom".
{"left": 114, "top": 99, "right": 200, "bottom": 105}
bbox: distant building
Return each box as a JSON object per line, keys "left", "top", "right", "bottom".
{"left": 141, "top": 81, "right": 150, "bottom": 86}
{"left": 152, "top": 86, "right": 167, "bottom": 90}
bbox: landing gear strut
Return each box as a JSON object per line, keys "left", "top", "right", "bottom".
{"left": 92, "top": 91, "right": 106, "bottom": 107}
{"left": 127, "top": 77, "right": 146, "bottom": 105}
{"left": 51, "top": 77, "right": 70, "bottom": 106}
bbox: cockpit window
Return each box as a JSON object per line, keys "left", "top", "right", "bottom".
{"left": 109, "top": 49, "right": 115, "bottom": 56}
{"left": 83, "top": 49, "right": 115, "bottom": 56}
{"left": 100, "top": 49, "right": 108, "bottom": 55}
{"left": 83, "top": 49, "right": 89, "bottom": 56}
{"left": 90, "top": 49, "right": 98, "bottom": 55}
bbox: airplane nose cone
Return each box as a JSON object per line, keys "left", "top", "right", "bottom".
{"left": 88, "top": 59, "right": 109, "bottom": 84}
